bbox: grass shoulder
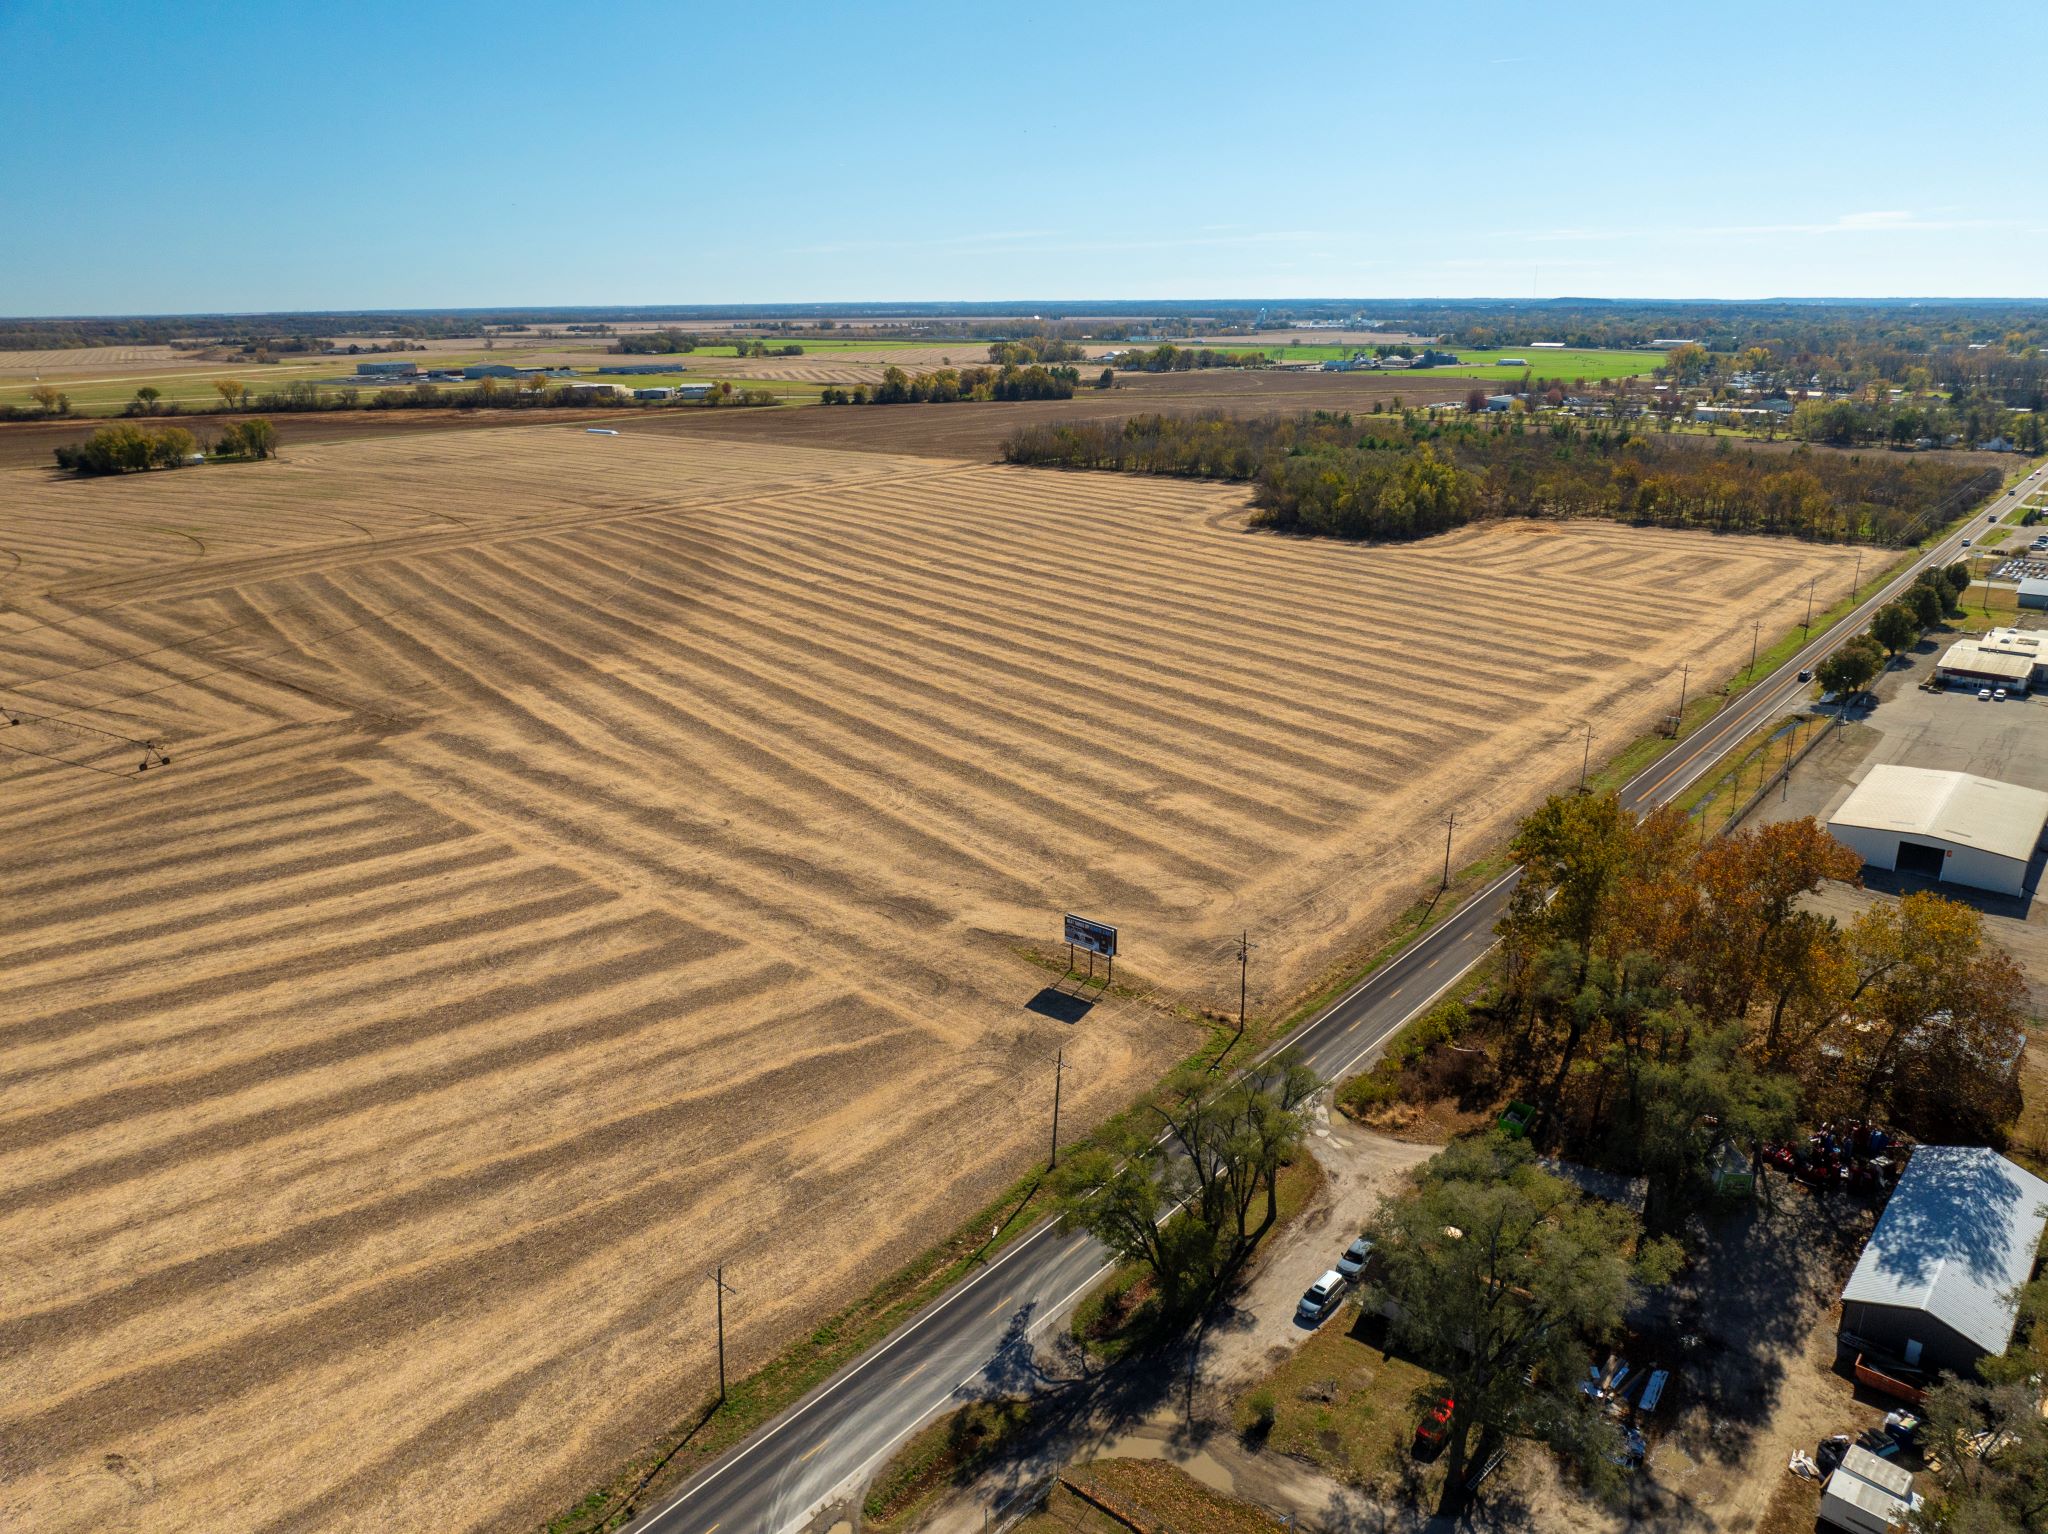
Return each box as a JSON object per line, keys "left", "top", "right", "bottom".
{"left": 860, "top": 1398, "right": 1036, "bottom": 1533}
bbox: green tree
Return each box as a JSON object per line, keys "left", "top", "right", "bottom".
{"left": 1871, "top": 602, "right": 1922, "bottom": 657}
{"left": 214, "top": 379, "right": 247, "bottom": 410}
{"left": 1620, "top": 1019, "right": 1798, "bottom": 1232}
{"left": 1055, "top": 1052, "right": 1318, "bottom": 1318}
{"left": 1368, "top": 1136, "right": 1675, "bottom": 1511}
{"left": 1912, "top": 1375, "right": 2048, "bottom": 1532}
{"left": 1817, "top": 634, "right": 1885, "bottom": 701}
{"left": 30, "top": 383, "right": 66, "bottom": 415}
{"left": 1903, "top": 579, "right": 1946, "bottom": 630}
{"left": 133, "top": 385, "right": 161, "bottom": 413}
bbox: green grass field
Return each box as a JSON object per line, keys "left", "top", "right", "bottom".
{"left": 1188, "top": 341, "right": 1666, "bottom": 381}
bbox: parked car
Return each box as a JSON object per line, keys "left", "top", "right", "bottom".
{"left": 1414, "top": 1395, "right": 1455, "bottom": 1452}
{"left": 1336, "top": 1235, "right": 1375, "bottom": 1280}
{"left": 1995, "top": 688, "right": 2008, "bottom": 701}
{"left": 1295, "top": 1269, "right": 1346, "bottom": 1326}
{"left": 1980, "top": 687, "right": 1994, "bottom": 700}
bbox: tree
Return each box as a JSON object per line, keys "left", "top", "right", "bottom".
{"left": 1903, "top": 579, "right": 1946, "bottom": 630}
{"left": 1055, "top": 1052, "right": 1318, "bottom": 1318}
{"left": 1095, "top": 368, "right": 1114, "bottom": 390}
{"left": 53, "top": 423, "right": 194, "bottom": 474}
{"left": 214, "top": 379, "right": 247, "bottom": 410}
{"left": 133, "top": 385, "right": 161, "bottom": 413}
{"left": 1685, "top": 817, "right": 1862, "bottom": 1033}
{"left": 216, "top": 417, "right": 276, "bottom": 460}
{"left": 1368, "top": 1136, "right": 1675, "bottom": 1510}
{"left": 1622, "top": 1020, "right": 1798, "bottom": 1232}
{"left": 1871, "top": 601, "right": 1922, "bottom": 657}
{"left": 1912, "top": 1375, "right": 2048, "bottom": 1532}
{"left": 1832, "top": 892, "right": 2028, "bottom": 1136}
{"left": 30, "top": 383, "right": 67, "bottom": 415}
{"left": 1817, "top": 634, "right": 1885, "bottom": 701}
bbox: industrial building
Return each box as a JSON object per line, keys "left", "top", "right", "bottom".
{"left": 1838, "top": 1145, "right": 2048, "bottom": 1379}
{"left": 354, "top": 360, "right": 418, "bottom": 377}
{"left": 1935, "top": 626, "right": 2048, "bottom": 694}
{"left": 2020, "top": 577, "right": 2048, "bottom": 610}
{"left": 1826, "top": 764, "right": 2048, "bottom": 896}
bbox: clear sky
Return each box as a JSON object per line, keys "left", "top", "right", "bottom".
{"left": 4, "top": 0, "right": 2045, "bottom": 316}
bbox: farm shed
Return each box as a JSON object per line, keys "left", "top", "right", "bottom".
{"left": 2020, "top": 577, "right": 2048, "bottom": 610}
{"left": 1826, "top": 765, "right": 2048, "bottom": 897}
{"left": 1937, "top": 639, "right": 2036, "bottom": 693}
{"left": 1838, "top": 1146, "right": 2048, "bottom": 1379}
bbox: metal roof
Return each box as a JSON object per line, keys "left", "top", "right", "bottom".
{"left": 1938, "top": 640, "right": 2036, "bottom": 683}
{"left": 1829, "top": 765, "right": 2048, "bottom": 865}
{"left": 1841, "top": 1146, "right": 2048, "bottom": 1355}
{"left": 1824, "top": 1447, "right": 1918, "bottom": 1523}
{"left": 2020, "top": 578, "right": 2048, "bottom": 599}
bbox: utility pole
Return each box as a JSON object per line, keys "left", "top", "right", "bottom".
{"left": 1674, "top": 663, "right": 1691, "bottom": 735}
{"left": 1237, "top": 930, "right": 1250, "bottom": 1040}
{"left": 1579, "top": 721, "right": 1593, "bottom": 791}
{"left": 1440, "top": 812, "right": 1456, "bottom": 890}
{"left": 1852, "top": 546, "right": 1865, "bottom": 603}
{"left": 1048, "top": 1049, "right": 1066, "bottom": 1170}
{"left": 1803, "top": 576, "right": 1818, "bottom": 635}
{"left": 1213, "top": 934, "right": 1254, "bottom": 1071}
{"left": 710, "top": 1265, "right": 737, "bottom": 1403}
{"left": 1748, "top": 621, "right": 1761, "bottom": 682}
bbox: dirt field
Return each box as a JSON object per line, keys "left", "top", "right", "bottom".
{"left": 0, "top": 425, "right": 1858, "bottom": 1534}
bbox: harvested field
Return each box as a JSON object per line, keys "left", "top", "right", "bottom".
{"left": 0, "top": 344, "right": 186, "bottom": 376}
{"left": 0, "top": 425, "right": 1858, "bottom": 1534}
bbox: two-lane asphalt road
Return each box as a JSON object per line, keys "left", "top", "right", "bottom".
{"left": 629, "top": 459, "right": 2047, "bottom": 1534}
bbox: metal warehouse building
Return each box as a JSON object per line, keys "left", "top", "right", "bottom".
{"left": 2021, "top": 577, "right": 2048, "bottom": 610}
{"left": 1827, "top": 765, "right": 2048, "bottom": 896}
{"left": 1839, "top": 1145, "right": 2048, "bottom": 1379}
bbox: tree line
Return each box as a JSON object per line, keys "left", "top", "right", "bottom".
{"left": 53, "top": 418, "right": 275, "bottom": 475}
{"left": 1001, "top": 410, "right": 1997, "bottom": 545}
{"left": 822, "top": 363, "right": 1078, "bottom": 406}
{"left": 1108, "top": 343, "right": 1271, "bottom": 372}
{"left": 1815, "top": 562, "right": 1974, "bottom": 700}
{"left": 986, "top": 337, "right": 1088, "bottom": 365}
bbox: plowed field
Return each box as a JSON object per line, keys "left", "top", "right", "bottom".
{"left": 0, "top": 426, "right": 1858, "bottom": 1534}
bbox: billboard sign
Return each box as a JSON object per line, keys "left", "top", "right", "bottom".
{"left": 1064, "top": 914, "right": 1118, "bottom": 958}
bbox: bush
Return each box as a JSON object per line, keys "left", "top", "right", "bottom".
{"left": 1336, "top": 1061, "right": 1402, "bottom": 1116}
{"left": 1244, "top": 1387, "right": 1277, "bottom": 1439}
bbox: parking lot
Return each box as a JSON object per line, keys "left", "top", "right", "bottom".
{"left": 1754, "top": 636, "right": 2048, "bottom": 1005}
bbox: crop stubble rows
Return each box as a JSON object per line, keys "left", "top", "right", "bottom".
{"left": 0, "top": 427, "right": 1856, "bottom": 1533}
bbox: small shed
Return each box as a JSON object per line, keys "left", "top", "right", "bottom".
{"left": 1819, "top": 1446, "right": 1920, "bottom": 1534}
{"left": 1839, "top": 1146, "right": 2048, "bottom": 1378}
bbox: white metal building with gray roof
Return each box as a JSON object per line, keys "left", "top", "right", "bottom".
{"left": 1838, "top": 1145, "right": 2048, "bottom": 1377}
{"left": 1827, "top": 764, "right": 2048, "bottom": 897}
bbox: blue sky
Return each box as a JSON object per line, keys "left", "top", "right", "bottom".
{"left": 3, "top": 1, "right": 2045, "bottom": 315}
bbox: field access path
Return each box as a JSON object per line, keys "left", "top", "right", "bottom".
{"left": 627, "top": 457, "right": 2048, "bottom": 1534}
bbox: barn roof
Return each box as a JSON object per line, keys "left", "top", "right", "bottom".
{"left": 1828, "top": 765, "right": 2048, "bottom": 865}
{"left": 1841, "top": 1146, "right": 2048, "bottom": 1355}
